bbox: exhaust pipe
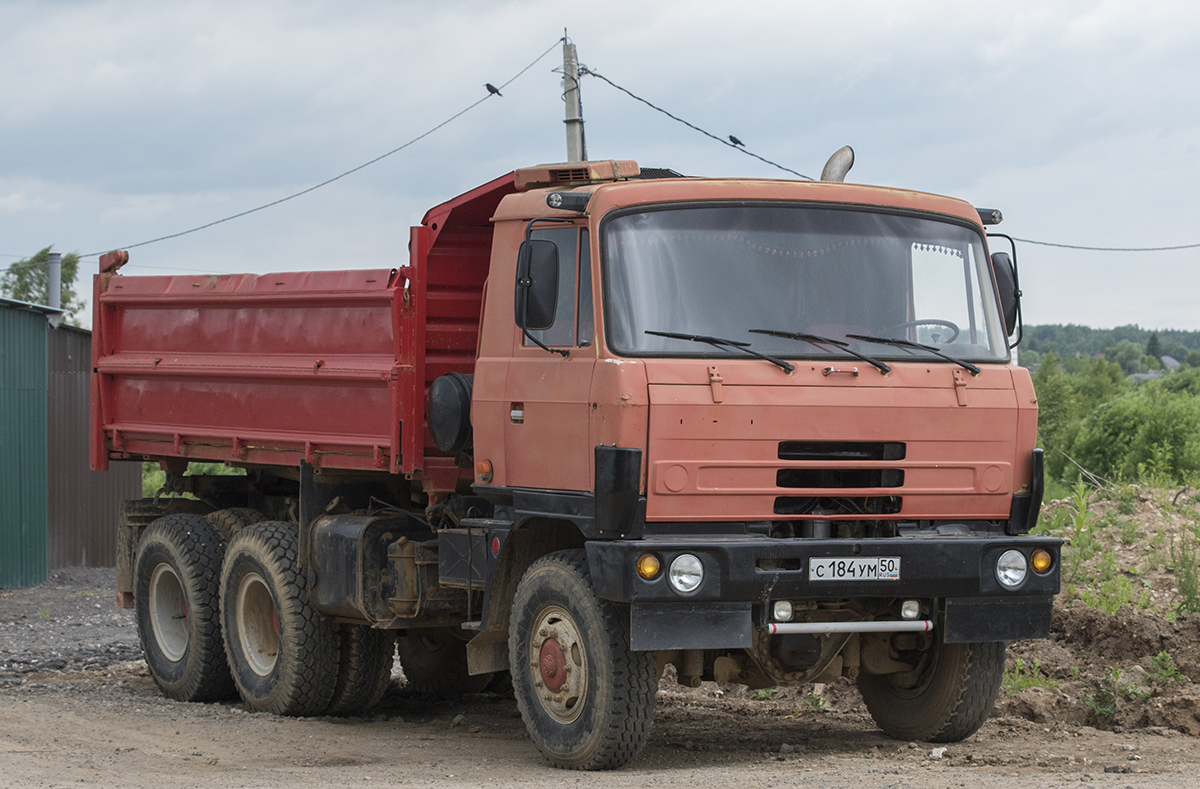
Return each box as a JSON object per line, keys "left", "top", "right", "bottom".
{"left": 820, "top": 145, "right": 855, "bottom": 182}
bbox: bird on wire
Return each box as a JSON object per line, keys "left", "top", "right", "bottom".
{"left": 728, "top": 135, "right": 744, "bottom": 146}
{"left": 486, "top": 83, "right": 503, "bottom": 96}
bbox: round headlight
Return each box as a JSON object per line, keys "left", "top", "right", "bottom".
{"left": 772, "top": 600, "right": 794, "bottom": 622}
{"left": 668, "top": 554, "right": 704, "bottom": 594}
{"left": 996, "top": 549, "right": 1028, "bottom": 588}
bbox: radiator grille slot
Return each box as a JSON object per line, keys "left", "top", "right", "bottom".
{"left": 778, "top": 441, "right": 905, "bottom": 461}
{"left": 776, "top": 468, "right": 904, "bottom": 489}
{"left": 773, "top": 496, "right": 902, "bottom": 516}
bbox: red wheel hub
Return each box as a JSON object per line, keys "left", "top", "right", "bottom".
{"left": 538, "top": 638, "right": 568, "bottom": 692}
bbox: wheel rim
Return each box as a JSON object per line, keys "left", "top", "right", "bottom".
{"left": 528, "top": 605, "right": 588, "bottom": 724}
{"left": 148, "top": 563, "right": 189, "bottom": 663}
{"left": 236, "top": 572, "right": 279, "bottom": 677}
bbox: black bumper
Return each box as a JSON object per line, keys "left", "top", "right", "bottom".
{"left": 587, "top": 534, "right": 1061, "bottom": 650}
{"left": 586, "top": 534, "right": 1061, "bottom": 603}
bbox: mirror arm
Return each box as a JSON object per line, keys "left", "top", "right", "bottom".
{"left": 521, "top": 295, "right": 570, "bottom": 357}
{"left": 989, "top": 232, "right": 1024, "bottom": 349}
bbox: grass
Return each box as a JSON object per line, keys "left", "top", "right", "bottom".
{"left": 1002, "top": 658, "right": 1060, "bottom": 695}
{"left": 37, "top": 607, "right": 52, "bottom": 620}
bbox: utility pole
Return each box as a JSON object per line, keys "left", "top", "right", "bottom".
{"left": 563, "top": 32, "right": 587, "bottom": 162}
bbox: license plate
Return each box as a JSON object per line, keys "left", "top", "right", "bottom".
{"left": 809, "top": 556, "right": 900, "bottom": 582}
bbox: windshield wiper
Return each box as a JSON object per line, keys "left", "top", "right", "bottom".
{"left": 844, "top": 334, "right": 981, "bottom": 375}
{"left": 645, "top": 330, "right": 795, "bottom": 373}
{"left": 749, "top": 329, "right": 891, "bottom": 374}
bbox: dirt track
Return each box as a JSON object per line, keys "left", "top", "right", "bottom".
{"left": 3, "top": 560, "right": 1200, "bottom": 788}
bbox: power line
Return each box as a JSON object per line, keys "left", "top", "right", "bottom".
{"left": 1010, "top": 237, "right": 1200, "bottom": 252}
{"left": 76, "top": 37, "right": 565, "bottom": 260}
{"left": 578, "top": 66, "right": 814, "bottom": 180}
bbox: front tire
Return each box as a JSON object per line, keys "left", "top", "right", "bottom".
{"left": 134, "top": 513, "right": 236, "bottom": 702}
{"left": 220, "top": 521, "right": 339, "bottom": 716}
{"left": 857, "top": 637, "right": 1005, "bottom": 742}
{"left": 509, "top": 550, "right": 657, "bottom": 770}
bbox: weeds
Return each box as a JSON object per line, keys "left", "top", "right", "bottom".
{"left": 37, "top": 607, "right": 51, "bottom": 620}
{"left": 799, "top": 690, "right": 826, "bottom": 711}
{"left": 1169, "top": 522, "right": 1200, "bottom": 618}
{"left": 1147, "top": 651, "right": 1187, "bottom": 686}
{"left": 1079, "top": 667, "right": 1149, "bottom": 726}
{"left": 1002, "top": 658, "right": 1060, "bottom": 695}
{"left": 753, "top": 688, "right": 778, "bottom": 701}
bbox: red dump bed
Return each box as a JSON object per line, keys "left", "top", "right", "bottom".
{"left": 90, "top": 172, "right": 517, "bottom": 491}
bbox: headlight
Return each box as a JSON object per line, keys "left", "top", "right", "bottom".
{"left": 772, "top": 600, "right": 794, "bottom": 622}
{"left": 668, "top": 554, "right": 704, "bottom": 594}
{"left": 996, "top": 549, "right": 1028, "bottom": 588}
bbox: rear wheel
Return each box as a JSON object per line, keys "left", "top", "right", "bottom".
{"left": 857, "top": 637, "right": 1005, "bottom": 742}
{"left": 509, "top": 550, "right": 657, "bottom": 770}
{"left": 220, "top": 521, "right": 339, "bottom": 716}
{"left": 206, "top": 508, "right": 266, "bottom": 541}
{"left": 397, "top": 629, "right": 492, "bottom": 695}
{"left": 326, "top": 625, "right": 396, "bottom": 715}
{"left": 134, "top": 513, "right": 236, "bottom": 702}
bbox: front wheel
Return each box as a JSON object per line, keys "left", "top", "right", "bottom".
{"left": 509, "top": 550, "right": 657, "bottom": 770}
{"left": 857, "top": 637, "right": 1005, "bottom": 742}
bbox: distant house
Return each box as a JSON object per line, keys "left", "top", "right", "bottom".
{"left": 1162, "top": 356, "right": 1181, "bottom": 371}
{"left": 0, "top": 297, "right": 139, "bottom": 588}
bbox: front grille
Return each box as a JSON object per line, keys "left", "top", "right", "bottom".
{"left": 779, "top": 441, "right": 905, "bottom": 461}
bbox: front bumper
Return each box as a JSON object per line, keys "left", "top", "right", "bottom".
{"left": 586, "top": 533, "right": 1061, "bottom": 650}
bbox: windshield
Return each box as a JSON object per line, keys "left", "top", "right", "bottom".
{"left": 602, "top": 204, "right": 1008, "bottom": 362}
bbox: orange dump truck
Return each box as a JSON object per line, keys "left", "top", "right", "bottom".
{"left": 92, "top": 157, "right": 1058, "bottom": 769}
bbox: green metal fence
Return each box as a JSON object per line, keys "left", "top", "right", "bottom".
{"left": 0, "top": 303, "right": 49, "bottom": 588}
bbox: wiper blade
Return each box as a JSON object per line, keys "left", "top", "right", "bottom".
{"left": 844, "top": 334, "right": 981, "bottom": 375}
{"left": 749, "top": 329, "right": 891, "bottom": 374}
{"left": 645, "top": 330, "right": 795, "bottom": 373}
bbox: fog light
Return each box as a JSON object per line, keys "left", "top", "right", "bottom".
{"left": 668, "top": 554, "right": 704, "bottom": 594}
{"left": 636, "top": 553, "right": 661, "bottom": 580}
{"left": 900, "top": 599, "right": 921, "bottom": 620}
{"left": 996, "top": 549, "right": 1028, "bottom": 588}
{"left": 1031, "top": 548, "right": 1053, "bottom": 574}
{"left": 773, "top": 600, "right": 794, "bottom": 622}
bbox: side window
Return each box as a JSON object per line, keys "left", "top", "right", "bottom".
{"left": 525, "top": 227, "right": 585, "bottom": 347}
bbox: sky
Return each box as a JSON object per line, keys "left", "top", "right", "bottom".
{"left": 2, "top": 0, "right": 1199, "bottom": 330}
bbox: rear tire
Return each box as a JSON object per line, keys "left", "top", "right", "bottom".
{"left": 397, "top": 629, "right": 492, "bottom": 695}
{"left": 509, "top": 550, "right": 657, "bottom": 770}
{"left": 326, "top": 626, "right": 396, "bottom": 715}
{"left": 220, "top": 521, "right": 339, "bottom": 716}
{"left": 206, "top": 508, "right": 266, "bottom": 541}
{"left": 857, "top": 637, "right": 1005, "bottom": 742}
{"left": 134, "top": 513, "right": 237, "bottom": 702}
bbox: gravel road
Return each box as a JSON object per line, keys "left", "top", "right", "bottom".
{"left": 3, "top": 568, "right": 1199, "bottom": 788}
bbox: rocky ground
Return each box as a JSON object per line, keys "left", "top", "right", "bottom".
{"left": 2, "top": 486, "right": 1199, "bottom": 787}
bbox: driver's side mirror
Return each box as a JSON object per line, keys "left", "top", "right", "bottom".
{"left": 514, "top": 239, "right": 559, "bottom": 330}
{"left": 991, "top": 251, "right": 1020, "bottom": 337}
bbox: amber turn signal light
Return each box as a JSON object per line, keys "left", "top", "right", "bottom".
{"left": 636, "top": 553, "right": 661, "bottom": 580}
{"left": 475, "top": 459, "right": 493, "bottom": 483}
{"left": 1031, "top": 548, "right": 1053, "bottom": 574}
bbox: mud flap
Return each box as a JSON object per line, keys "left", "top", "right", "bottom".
{"left": 943, "top": 596, "right": 1053, "bottom": 643}
{"left": 630, "top": 602, "right": 753, "bottom": 651}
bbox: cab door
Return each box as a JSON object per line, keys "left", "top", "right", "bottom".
{"left": 503, "top": 227, "right": 596, "bottom": 491}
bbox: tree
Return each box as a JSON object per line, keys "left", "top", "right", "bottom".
{"left": 1105, "top": 340, "right": 1152, "bottom": 376}
{"left": 0, "top": 246, "right": 85, "bottom": 324}
{"left": 1146, "top": 332, "right": 1162, "bottom": 362}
